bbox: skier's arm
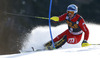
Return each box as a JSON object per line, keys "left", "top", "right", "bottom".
{"left": 50, "top": 13, "right": 67, "bottom": 22}
{"left": 79, "top": 19, "right": 89, "bottom": 41}
{"left": 79, "top": 19, "right": 90, "bottom": 47}
{"left": 58, "top": 13, "right": 67, "bottom": 21}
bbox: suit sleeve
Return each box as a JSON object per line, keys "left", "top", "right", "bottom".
{"left": 58, "top": 13, "right": 67, "bottom": 21}
{"left": 79, "top": 18, "right": 89, "bottom": 41}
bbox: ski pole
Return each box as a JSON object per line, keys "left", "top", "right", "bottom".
{"left": 90, "top": 44, "right": 100, "bottom": 45}
{"left": 4, "top": 12, "right": 49, "bottom": 20}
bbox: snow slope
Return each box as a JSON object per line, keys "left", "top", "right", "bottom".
{"left": 1, "top": 45, "right": 100, "bottom": 58}
{"left": 0, "top": 23, "right": 100, "bottom": 58}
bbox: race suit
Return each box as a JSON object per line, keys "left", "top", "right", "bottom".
{"left": 53, "top": 13, "right": 89, "bottom": 44}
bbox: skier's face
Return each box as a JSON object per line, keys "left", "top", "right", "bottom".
{"left": 67, "top": 11, "right": 74, "bottom": 18}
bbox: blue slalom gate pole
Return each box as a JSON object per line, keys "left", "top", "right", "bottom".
{"left": 48, "top": 0, "right": 55, "bottom": 49}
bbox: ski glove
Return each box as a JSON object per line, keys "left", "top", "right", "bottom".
{"left": 50, "top": 16, "right": 59, "bottom": 21}
{"left": 82, "top": 40, "right": 91, "bottom": 47}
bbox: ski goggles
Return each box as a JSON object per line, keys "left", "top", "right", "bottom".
{"left": 67, "top": 11, "right": 74, "bottom": 14}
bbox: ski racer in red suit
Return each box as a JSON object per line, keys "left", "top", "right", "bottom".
{"left": 44, "top": 4, "right": 90, "bottom": 49}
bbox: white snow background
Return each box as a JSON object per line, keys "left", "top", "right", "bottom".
{"left": 0, "top": 23, "right": 100, "bottom": 58}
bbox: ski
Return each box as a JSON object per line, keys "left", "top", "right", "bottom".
{"left": 31, "top": 47, "right": 46, "bottom": 52}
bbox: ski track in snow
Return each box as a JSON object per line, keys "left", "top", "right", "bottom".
{"left": 0, "top": 23, "right": 100, "bottom": 58}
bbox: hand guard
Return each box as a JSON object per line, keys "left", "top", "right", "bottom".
{"left": 82, "top": 40, "right": 91, "bottom": 47}
{"left": 50, "top": 16, "right": 59, "bottom": 21}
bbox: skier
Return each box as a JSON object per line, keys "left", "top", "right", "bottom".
{"left": 44, "top": 4, "right": 90, "bottom": 50}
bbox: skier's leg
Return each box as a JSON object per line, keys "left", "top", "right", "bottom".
{"left": 67, "top": 34, "right": 82, "bottom": 44}
{"left": 53, "top": 29, "right": 68, "bottom": 42}
{"left": 54, "top": 35, "right": 67, "bottom": 49}
{"left": 45, "top": 35, "right": 67, "bottom": 50}
{"left": 44, "top": 29, "right": 68, "bottom": 47}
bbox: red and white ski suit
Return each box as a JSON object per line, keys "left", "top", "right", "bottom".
{"left": 53, "top": 13, "right": 89, "bottom": 44}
